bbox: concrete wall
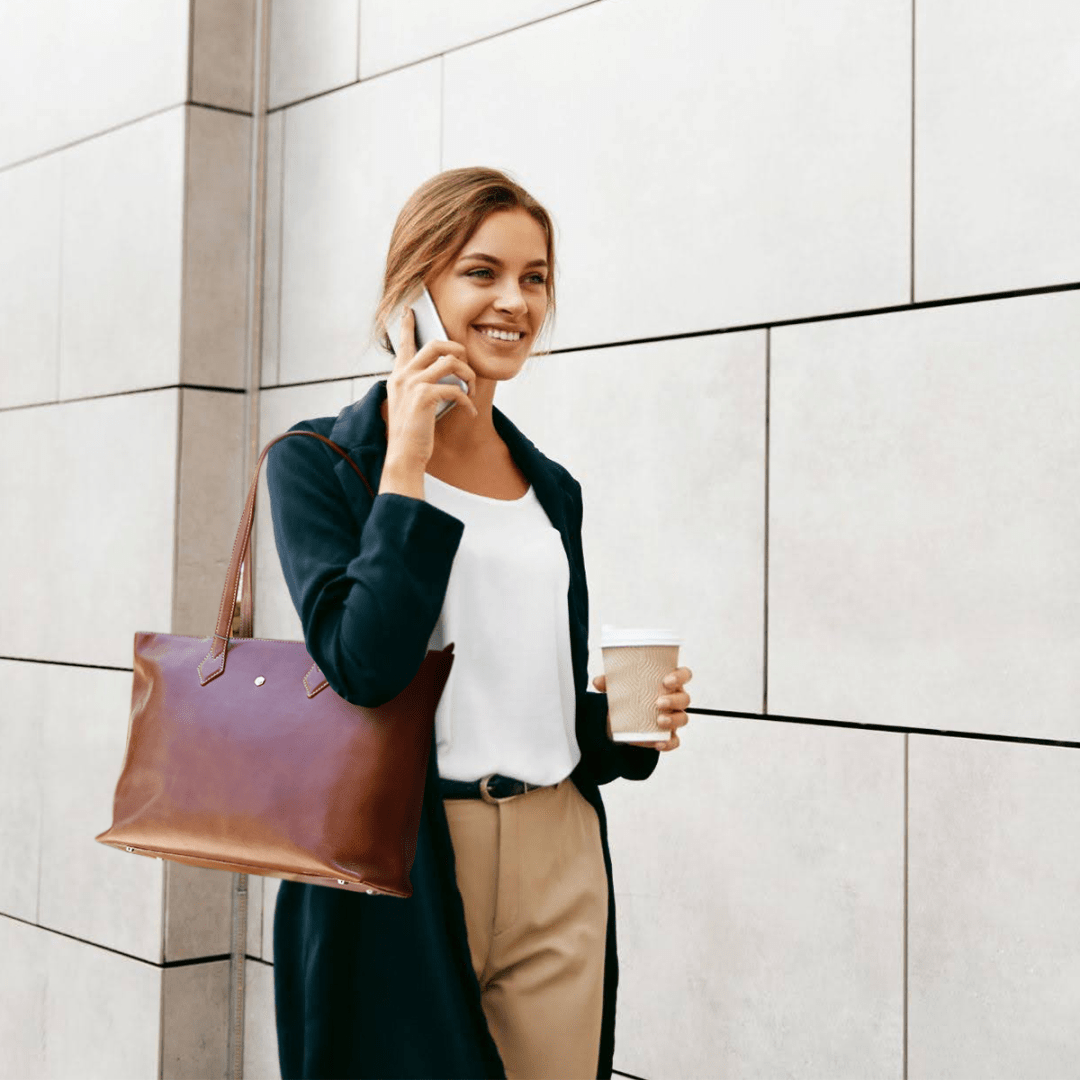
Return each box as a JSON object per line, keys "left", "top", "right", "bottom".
{"left": 0, "top": 1, "right": 253, "bottom": 1076}
{"left": 2, "top": 1, "right": 1078, "bottom": 1077}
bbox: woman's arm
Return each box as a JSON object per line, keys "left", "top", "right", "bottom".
{"left": 266, "top": 424, "right": 464, "bottom": 708}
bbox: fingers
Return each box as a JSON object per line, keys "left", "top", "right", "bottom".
{"left": 656, "top": 690, "right": 690, "bottom": 711}
{"left": 451, "top": 384, "right": 479, "bottom": 420}
{"left": 662, "top": 666, "right": 693, "bottom": 690}
{"left": 592, "top": 673, "right": 607, "bottom": 691}
{"left": 397, "top": 306, "right": 415, "bottom": 360}
{"left": 656, "top": 711, "right": 688, "bottom": 732}
{"left": 423, "top": 354, "right": 476, "bottom": 399}
{"left": 410, "top": 335, "right": 468, "bottom": 372}
{"left": 628, "top": 732, "right": 680, "bottom": 751}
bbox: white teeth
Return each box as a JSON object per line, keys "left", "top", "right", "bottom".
{"left": 476, "top": 326, "right": 523, "bottom": 341}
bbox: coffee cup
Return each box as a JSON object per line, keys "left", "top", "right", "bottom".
{"left": 600, "top": 626, "right": 683, "bottom": 742}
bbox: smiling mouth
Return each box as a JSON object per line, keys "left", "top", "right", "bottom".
{"left": 473, "top": 325, "right": 527, "bottom": 342}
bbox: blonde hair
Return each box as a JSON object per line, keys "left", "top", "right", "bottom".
{"left": 368, "top": 167, "right": 558, "bottom": 359}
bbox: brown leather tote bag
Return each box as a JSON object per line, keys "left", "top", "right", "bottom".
{"left": 95, "top": 430, "right": 454, "bottom": 897}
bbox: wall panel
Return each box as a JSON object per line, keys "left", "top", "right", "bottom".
{"left": 244, "top": 959, "right": 282, "bottom": 1079}
{"left": 0, "top": 155, "right": 62, "bottom": 408}
{"left": 908, "top": 735, "right": 1080, "bottom": 1078}
{"left": 0, "top": 662, "right": 44, "bottom": 923}
{"left": 770, "top": 292, "right": 1080, "bottom": 741}
{"left": 38, "top": 664, "right": 164, "bottom": 962}
{"left": 59, "top": 108, "right": 186, "bottom": 400}
{"left": 0, "top": 390, "right": 178, "bottom": 667}
{"left": 268, "top": 0, "right": 359, "bottom": 110}
{"left": 604, "top": 719, "right": 905, "bottom": 1079}
{"left": 0, "top": 0, "right": 188, "bottom": 169}
{"left": 915, "top": 0, "right": 1080, "bottom": 299}
{"left": 181, "top": 108, "right": 252, "bottom": 391}
{"left": 191, "top": 0, "right": 257, "bottom": 113}
{"left": 0, "top": 915, "right": 162, "bottom": 1080}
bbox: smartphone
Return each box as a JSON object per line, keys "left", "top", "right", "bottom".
{"left": 384, "top": 284, "right": 468, "bottom": 420}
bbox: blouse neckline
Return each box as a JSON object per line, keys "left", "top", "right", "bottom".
{"left": 424, "top": 470, "right": 533, "bottom": 504}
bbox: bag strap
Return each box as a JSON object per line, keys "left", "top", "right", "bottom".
{"left": 198, "top": 430, "right": 373, "bottom": 686}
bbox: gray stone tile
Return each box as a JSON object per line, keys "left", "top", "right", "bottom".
{"left": 0, "top": 913, "right": 46, "bottom": 1077}
{"left": 268, "top": 0, "right": 359, "bottom": 110}
{"left": 38, "top": 664, "right": 165, "bottom": 962}
{"left": 191, "top": 0, "right": 257, "bottom": 113}
{"left": 915, "top": 2, "right": 1080, "bottom": 299}
{"left": 262, "top": 877, "right": 281, "bottom": 964}
{"left": 0, "top": 915, "right": 163, "bottom": 1079}
{"left": 0, "top": 154, "right": 61, "bottom": 408}
{"left": 605, "top": 718, "right": 905, "bottom": 1078}
{"left": 161, "top": 959, "right": 230, "bottom": 1079}
{"left": 181, "top": 107, "right": 252, "bottom": 391}
{"left": 246, "top": 873, "right": 265, "bottom": 959}
{"left": 908, "top": 735, "right": 1080, "bottom": 1078}
{"left": 59, "top": 108, "right": 185, "bottom": 399}
{"left": 163, "top": 862, "right": 233, "bottom": 963}
{"left": 243, "top": 958, "right": 281, "bottom": 1079}
{"left": 260, "top": 110, "right": 285, "bottom": 388}
{"left": 0, "top": 390, "right": 178, "bottom": 667}
{"left": 770, "top": 292, "right": 1080, "bottom": 741}
{"left": 173, "top": 388, "right": 246, "bottom": 639}
{"left": 0, "top": 1, "right": 188, "bottom": 168}
{"left": 0, "top": 661, "right": 44, "bottom": 923}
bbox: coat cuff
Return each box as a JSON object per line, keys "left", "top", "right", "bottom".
{"left": 577, "top": 690, "right": 660, "bottom": 785}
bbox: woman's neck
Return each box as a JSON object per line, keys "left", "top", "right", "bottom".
{"left": 434, "top": 377, "right": 499, "bottom": 457}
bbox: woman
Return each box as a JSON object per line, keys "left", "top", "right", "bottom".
{"left": 266, "top": 167, "right": 692, "bottom": 1080}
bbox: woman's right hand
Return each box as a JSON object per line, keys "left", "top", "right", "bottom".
{"left": 383, "top": 306, "right": 478, "bottom": 472}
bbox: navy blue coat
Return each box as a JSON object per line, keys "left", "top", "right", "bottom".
{"left": 265, "top": 378, "right": 659, "bottom": 1079}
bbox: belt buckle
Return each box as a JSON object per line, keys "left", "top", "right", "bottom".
{"left": 479, "top": 774, "right": 505, "bottom": 805}
{"left": 479, "top": 774, "right": 532, "bottom": 804}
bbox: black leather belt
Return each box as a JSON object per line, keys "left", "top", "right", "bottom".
{"left": 440, "top": 773, "right": 556, "bottom": 804}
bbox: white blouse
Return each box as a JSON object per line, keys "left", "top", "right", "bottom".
{"left": 422, "top": 471, "right": 581, "bottom": 786}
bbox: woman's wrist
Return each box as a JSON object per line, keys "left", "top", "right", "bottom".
{"left": 379, "top": 455, "right": 426, "bottom": 500}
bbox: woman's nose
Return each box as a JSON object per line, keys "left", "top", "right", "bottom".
{"left": 494, "top": 286, "right": 528, "bottom": 313}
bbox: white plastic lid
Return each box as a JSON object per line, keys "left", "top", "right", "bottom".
{"left": 600, "top": 625, "right": 682, "bottom": 648}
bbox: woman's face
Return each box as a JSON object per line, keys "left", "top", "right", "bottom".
{"left": 425, "top": 207, "right": 549, "bottom": 382}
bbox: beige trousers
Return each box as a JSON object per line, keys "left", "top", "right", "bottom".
{"left": 443, "top": 777, "right": 609, "bottom": 1080}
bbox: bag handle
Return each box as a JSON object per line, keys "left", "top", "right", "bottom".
{"left": 198, "top": 430, "right": 374, "bottom": 686}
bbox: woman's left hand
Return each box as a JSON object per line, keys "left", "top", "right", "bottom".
{"left": 592, "top": 667, "right": 693, "bottom": 751}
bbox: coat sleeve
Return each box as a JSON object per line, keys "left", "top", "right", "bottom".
{"left": 265, "top": 424, "right": 465, "bottom": 708}
{"left": 566, "top": 474, "right": 660, "bottom": 786}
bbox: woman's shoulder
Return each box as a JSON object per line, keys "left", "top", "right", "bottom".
{"left": 264, "top": 413, "right": 349, "bottom": 494}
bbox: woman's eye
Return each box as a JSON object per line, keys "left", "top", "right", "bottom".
{"left": 465, "top": 268, "right": 547, "bottom": 285}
